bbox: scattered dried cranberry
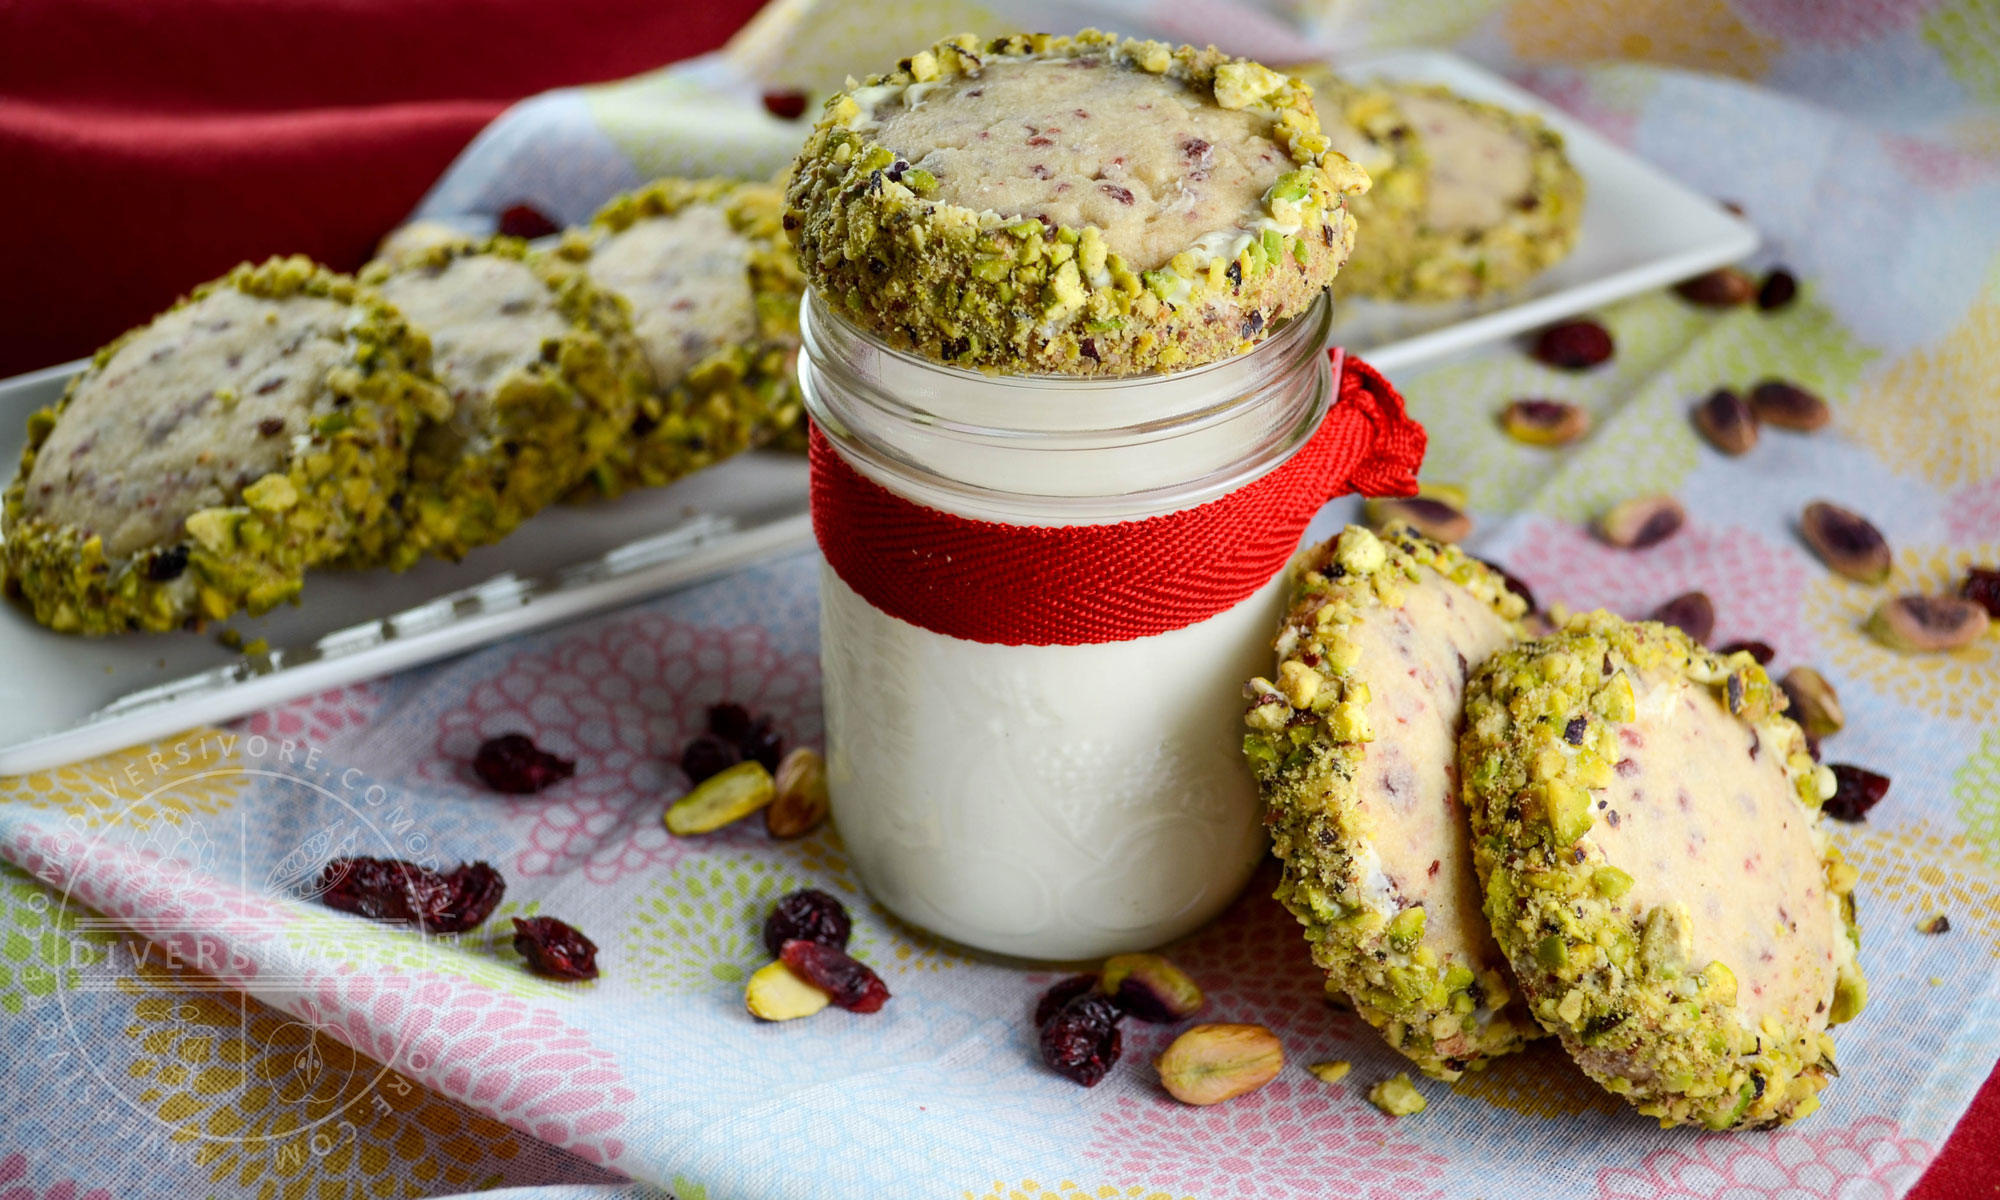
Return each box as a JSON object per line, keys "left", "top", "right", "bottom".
{"left": 1531, "top": 319, "right": 1614, "bottom": 370}
{"left": 707, "top": 702, "right": 753, "bottom": 742}
{"left": 761, "top": 89, "right": 809, "bottom": 119}
{"left": 512, "top": 916, "right": 599, "bottom": 981}
{"left": 320, "top": 858, "right": 505, "bottom": 933}
{"left": 145, "top": 545, "right": 190, "bottom": 582}
{"left": 1039, "top": 992, "right": 1123, "bottom": 1086}
{"left": 737, "top": 715, "right": 784, "bottom": 772}
{"left": 1034, "top": 974, "right": 1101, "bottom": 1028}
{"left": 1823, "top": 764, "right": 1891, "bottom": 823}
{"left": 696, "top": 703, "right": 783, "bottom": 772}
{"left": 780, "top": 939, "right": 890, "bottom": 1012}
{"left": 1757, "top": 268, "right": 1799, "bottom": 312}
{"left": 473, "top": 733, "right": 575, "bottom": 794}
{"left": 496, "top": 203, "right": 561, "bottom": 240}
{"left": 1719, "top": 639, "right": 1776, "bottom": 665}
{"left": 680, "top": 734, "right": 742, "bottom": 784}
{"left": 763, "top": 889, "right": 852, "bottom": 958}
{"left": 1962, "top": 567, "right": 2000, "bottom": 619}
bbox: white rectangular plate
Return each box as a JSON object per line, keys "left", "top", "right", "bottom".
{"left": 1324, "top": 49, "right": 1758, "bottom": 370}
{"left": 0, "top": 355, "right": 812, "bottom": 775}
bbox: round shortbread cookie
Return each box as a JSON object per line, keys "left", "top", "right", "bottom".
{"left": 786, "top": 30, "right": 1369, "bottom": 376}
{"left": 1461, "top": 611, "right": 1864, "bottom": 1128}
{"left": 1243, "top": 525, "right": 1543, "bottom": 1080}
{"left": 351, "top": 238, "right": 646, "bottom": 565}
{"left": 2, "top": 256, "right": 444, "bottom": 634}
{"left": 564, "top": 178, "right": 804, "bottom": 499}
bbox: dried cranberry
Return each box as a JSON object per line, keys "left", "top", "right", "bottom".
{"left": 780, "top": 939, "right": 890, "bottom": 1012}
{"left": 1718, "top": 639, "right": 1776, "bottom": 666}
{"left": 1034, "top": 974, "right": 1100, "bottom": 1028}
{"left": 1039, "top": 992, "right": 1123, "bottom": 1086}
{"left": 145, "top": 545, "right": 190, "bottom": 582}
{"left": 512, "top": 916, "right": 599, "bottom": 981}
{"left": 1531, "top": 319, "right": 1614, "bottom": 370}
{"left": 497, "top": 203, "right": 560, "bottom": 240}
{"left": 472, "top": 733, "right": 575, "bottom": 794}
{"left": 761, "top": 89, "right": 810, "bottom": 120}
{"left": 680, "top": 733, "right": 742, "bottom": 784}
{"left": 763, "top": 889, "right": 852, "bottom": 957}
{"left": 1962, "top": 567, "right": 2000, "bottom": 619}
{"left": 707, "top": 702, "right": 753, "bottom": 742}
{"left": 319, "top": 858, "right": 505, "bottom": 933}
{"left": 1757, "top": 268, "right": 1799, "bottom": 312}
{"left": 1823, "top": 764, "right": 1891, "bottom": 823}
{"left": 737, "top": 715, "right": 784, "bottom": 772}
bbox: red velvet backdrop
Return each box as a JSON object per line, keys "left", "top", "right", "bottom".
{"left": 0, "top": 1, "right": 1992, "bottom": 1189}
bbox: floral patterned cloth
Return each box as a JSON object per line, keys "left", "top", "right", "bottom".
{"left": 1, "top": 2, "right": 1997, "bottom": 1198}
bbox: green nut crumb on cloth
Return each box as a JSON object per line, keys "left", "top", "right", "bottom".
{"left": 1461, "top": 611, "right": 1865, "bottom": 1129}
{"left": 350, "top": 237, "right": 647, "bottom": 567}
{"left": 563, "top": 177, "right": 805, "bottom": 500}
{"left": 785, "top": 30, "right": 1370, "bottom": 376}
{"left": 1294, "top": 68, "right": 1583, "bottom": 303}
{"left": 1243, "top": 525, "right": 1544, "bottom": 1081}
{"left": 1, "top": 256, "right": 446, "bottom": 635}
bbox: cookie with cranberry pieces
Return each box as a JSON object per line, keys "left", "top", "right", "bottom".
{"left": 3, "top": 255, "right": 446, "bottom": 634}
{"left": 1461, "top": 611, "right": 1863, "bottom": 1128}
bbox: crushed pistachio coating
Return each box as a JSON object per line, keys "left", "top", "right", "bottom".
{"left": 1460, "top": 611, "right": 1865, "bottom": 1129}
{"left": 350, "top": 238, "right": 647, "bottom": 567}
{"left": 564, "top": 177, "right": 805, "bottom": 499}
{"left": 1299, "top": 69, "right": 1583, "bottom": 303}
{"left": 785, "top": 30, "right": 1369, "bottom": 376}
{"left": 2, "top": 256, "right": 444, "bottom": 634}
{"left": 1243, "top": 525, "right": 1541, "bottom": 1081}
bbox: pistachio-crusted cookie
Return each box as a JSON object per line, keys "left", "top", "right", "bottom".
{"left": 1300, "top": 69, "right": 1582, "bottom": 302}
{"left": 785, "top": 30, "right": 1369, "bottom": 376}
{"left": 351, "top": 238, "right": 646, "bottom": 565}
{"left": 563, "top": 178, "right": 805, "bottom": 499}
{"left": 2, "top": 256, "right": 445, "bottom": 634}
{"left": 1242, "top": 525, "right": 1542, "bottom": 1080}
{"left": 1460, "top": 611, "right": 1864, "bottom": 1128}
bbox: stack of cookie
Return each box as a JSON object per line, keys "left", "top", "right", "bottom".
{"left": 1244, "top": 524, "right": 1866, "bottom": 1129}
{"left": 1, "top": 179, "right": 805, "bottom": 635}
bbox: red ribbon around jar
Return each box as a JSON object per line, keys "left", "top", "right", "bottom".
{"left": 808, "top": 351, "right": 1427, "bottom": 647}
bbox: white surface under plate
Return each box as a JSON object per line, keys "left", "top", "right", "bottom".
{"left": 1324, "top": 49, "right": 1759, "bottom": 371}
{"left": 0, "top": 356, "right": 812, "bottom": 775}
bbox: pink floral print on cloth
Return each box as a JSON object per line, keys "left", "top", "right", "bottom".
{"left": 1596, "top": 1115, "right": 1933, "bottom": 1199}
{"left": 236, "top": 682, "right": 384, "bottom": 747}
{"left": 298, "top": 963, "right": 634, "bottom": 1165}
{"left": 0, "top": 1153, "right": 111, "bottom": 1200}
{"left": 1504, "top": 518, "right": 1817, "bottom": 664}
{"left": 1086, "top": 1080, "right": 1448, "bottom": 1200}
{"left": 425, "top": 614, "right": 821, "bottom": 882}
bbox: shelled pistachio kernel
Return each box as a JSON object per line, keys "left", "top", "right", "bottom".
{"left": 1748, "top": 379, "right": 1830, "bottom": 431}
{"left": 1800, "top": 501, "right": 1892, "bottom": 584}
{"left": 766, "top": 747, "right": 829, "bottom": 838}
{"left": 745, "top": 959, "right": 831, "bottom": 1021}
{"left": 1155, "top": 1023, "right": 1284, "bottom": 1106}
{"left": 1099, "top": 953, "right": 1205, "bottom": 1023}
{"left": 1596, "top": 494, "right": 1685, "bottom": 549}
{"left": 1780, "top": 667, "right": 1844, "bottom": 738}
{"left": 1367, "top": 1073, "right": 1428, "bottom": 1116}
{"left": 1865, "top": 595, "right": 1991, "bottom": 652}
{"left": 1649, "top": 591, "right": 1716, "bottom": 645}
{"left": 665, "top": 760, "right": 775, "bottom": 835}
{"left": 1692, "top": 387, "right": 1757, "bottom": 455}
{"left": 1500, "top": 398, "right": 1591, "bottom": 446}
{"left": 1364, "top": 495, "right": 1471, "bottom": 543}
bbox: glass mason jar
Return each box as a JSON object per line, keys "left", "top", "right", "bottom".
{"left": 800, "top": 290, "right": 1334, "bottom": 961}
